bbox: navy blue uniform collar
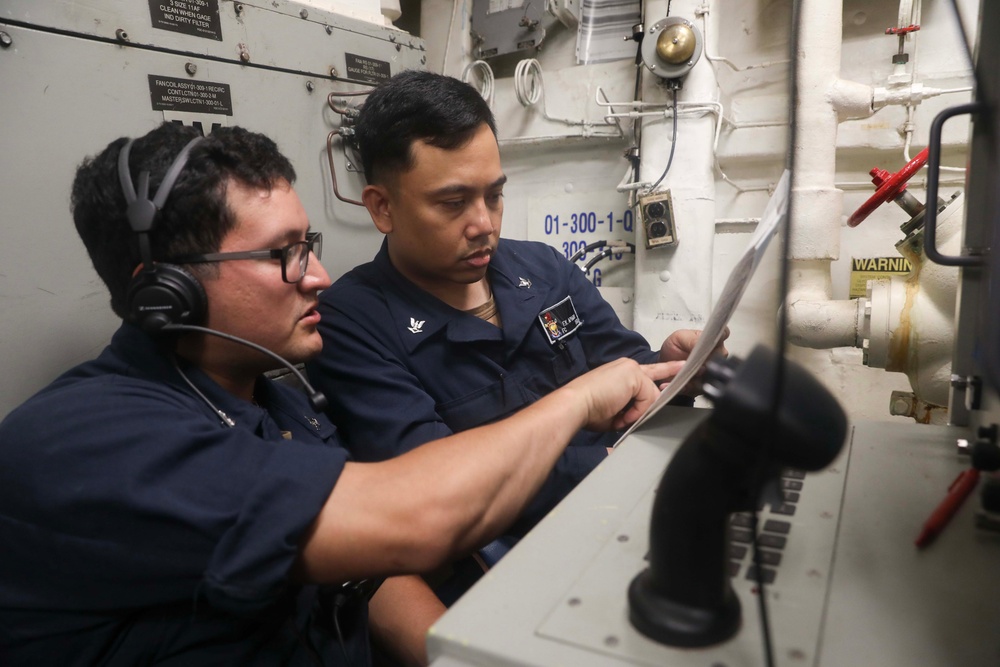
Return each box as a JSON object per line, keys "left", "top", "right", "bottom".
{"left": 367, "top": 239, "right": 556, "bottom": 353}
{"left": 110, "top": 323, "right": 326, "bottom": 437}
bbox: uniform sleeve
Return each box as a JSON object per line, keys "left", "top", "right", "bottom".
{"left": 309, "top": 290, "right": 454, "bottom": 460}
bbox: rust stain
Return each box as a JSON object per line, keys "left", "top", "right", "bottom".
{"left": 887, "top": 279, "right": 918, "bottom": 373}
{"left": 915, "top": 403, "right": 934, "bottom": 424}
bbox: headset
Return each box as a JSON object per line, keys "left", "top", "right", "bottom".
{"left": 118, "top": 135, "right": 208, "bottom": 333}
{"left": 116, "top": 133, "right": 328, "bottom": 413}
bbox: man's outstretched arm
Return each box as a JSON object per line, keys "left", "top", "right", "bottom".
{"left": 295, "top": 358, "right": 675, "bottom": 583}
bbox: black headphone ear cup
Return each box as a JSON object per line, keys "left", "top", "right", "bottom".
{"left": 127, "top": 263, "right": 207, "bottom": 333}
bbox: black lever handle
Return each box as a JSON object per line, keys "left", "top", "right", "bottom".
{"left": 924, "top": 101, "right": 986, "bottom": 267}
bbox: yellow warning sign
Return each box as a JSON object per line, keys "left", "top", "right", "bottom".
{"left": 849, "top": 256, "right": 912, "bottom": 298}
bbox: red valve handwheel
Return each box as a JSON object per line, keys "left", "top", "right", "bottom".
{"left": 847, "top": 146, "right": 928, "bottom": 227}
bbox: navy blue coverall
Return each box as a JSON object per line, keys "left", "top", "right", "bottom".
{"left": 308, "top": 238, "right": 673, "bottom": 537}
{"left": 0, "top": 323, "right": 367, "bottom": 666}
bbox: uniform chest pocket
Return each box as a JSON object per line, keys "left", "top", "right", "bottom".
{"left": 548, "top": 334, "right": 589, "bottom": 386}
{"left": 281, "top": 413, "right": 338, "bottom": 443}
{"left": 436, "top": 374, "right": 534, "bottom": 432}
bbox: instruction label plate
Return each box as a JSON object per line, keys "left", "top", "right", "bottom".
{"left": 345, "top": 54, "right": 391, "bottom": 84}
{"left": 148, "top": 0, "right": 223, "bottom": 41}
{"left": 148, "top": 75, "right": 233, "bottom": 116}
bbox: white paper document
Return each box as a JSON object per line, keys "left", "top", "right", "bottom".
{"left": 614, "top": 169, "right": 790, "bottom": 444}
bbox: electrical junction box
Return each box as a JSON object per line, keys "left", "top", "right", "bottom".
{"left": 638, "top": 190, "right": 678, "bottom": 249}
{"left": 471, "top": 0, "right": 547, "bottom": 59}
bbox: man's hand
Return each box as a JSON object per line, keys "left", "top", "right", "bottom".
{"left": 563, "top": 358, "right": 682, "bottom": 432}
{"left": 659, "top": 327, "right": 730, "bottom": 362}
{"left": 658, "top": 327, "right": 730, "bottom": 395}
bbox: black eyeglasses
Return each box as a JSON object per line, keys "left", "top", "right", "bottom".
{"left": 166, "top": 232, "right": 323, "bottom": 284}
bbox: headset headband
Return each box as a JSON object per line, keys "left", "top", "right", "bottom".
{"left": 117, "top": 134, "right": 205, "bottom": 270}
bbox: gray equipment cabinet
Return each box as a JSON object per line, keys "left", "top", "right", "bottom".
{"left": 0, "top": 0, "right": 425, "bottom": 418}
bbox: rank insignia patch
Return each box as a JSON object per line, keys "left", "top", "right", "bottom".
{"left": 537, "top": 296, "right": 583, "bottom": 344}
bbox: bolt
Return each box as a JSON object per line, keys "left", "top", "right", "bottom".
{"left": 115, "top": 28, "right": 130, "bottom": 42}
{"left": 326, "top": 25, "right": 333, "bottom": 35}
{"left": 185, "top": 62, "right": 198, "bottom": 76}
{"left": 395, "top": 43, "right": 401, "bottom": 52}
{"left": 329, "top": 66, "right": 338, "bottom": 78}
{"left": 420, "top": 55, "right": 426, "bottom": 65}
{"left": 0, "top": 31, "right": 11, "bottom": 48}
{"left": 306, "top": 81, "right": 315, "bottom": 92}
{"left": 869, "top": 167, "right": 891, "bottom": 188}
{"left": 891, "top": 397, "right": 911, "bottom": 415}
{"left": 234, "top": 3, "right": 243, "bottom": 15}
{"left": 239, "top": 45, "right": 250, "bottom": 63}
{"left": 300, "top": 8, "right": 309, "bottom": 19}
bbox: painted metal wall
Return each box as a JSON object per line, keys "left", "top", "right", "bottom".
{"left": 0, "top": 0, "right": 423, "bottom": 417}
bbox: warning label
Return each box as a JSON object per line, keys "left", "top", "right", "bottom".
{"left": 345, "top": 53, "right": 391, "bottom": 84}
{"left": 849, "top": 256, "right": 912, "bottom": 298}
{"left": 148, "top": 0, "right": 222, "bottom": 41}
{"left": 148, "top": 75, "right": 233, "bottom": 116}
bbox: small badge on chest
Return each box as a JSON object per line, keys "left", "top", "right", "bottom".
{"left": 538, "top": 296, "right": 583, "bottom": 345}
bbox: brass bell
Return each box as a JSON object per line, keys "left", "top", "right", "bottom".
{"left": 656, "top": 23, "right": 696, "bottom": 65}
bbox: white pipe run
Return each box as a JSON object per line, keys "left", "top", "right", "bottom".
{"left": 786, "top": 0, "right": 869, "bottom": 349}
{"left": 632, "top": 0, "right": 717, "bottom": 344}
